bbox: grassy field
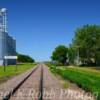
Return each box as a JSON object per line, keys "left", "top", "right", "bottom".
{"left": 47, "top": 64, "right": 100, "bottom": 100}
{"left": 0, "top": 63, "right": 36, "bottom": 84}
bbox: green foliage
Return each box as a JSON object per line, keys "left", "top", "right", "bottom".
{"left": 71, "top": 24, "right": 100, "bottom": 65}
{"left": 51, "top": 45, "right": 68, "bottom": 65}
{"left": 0, "top": 63, "right": 36, "bottom": 83}
{"left": 48, "top": 64, "right": 100, "bottom": 100}
{"left": 17, "top": 54, "right": 35, "bottom": 63}
{"left": 68, "top": 46, "right": 76, "bottom": 64}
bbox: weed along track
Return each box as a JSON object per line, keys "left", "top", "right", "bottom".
{"left": 2, "top": 65, "right": 43, "bottom": 100}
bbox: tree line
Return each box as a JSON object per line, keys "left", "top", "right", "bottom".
{"left": 51, "top": 24, "right": 100, "bottom": 66}
{"left": 17, "top": 54, "right": 35, "bottom": 63}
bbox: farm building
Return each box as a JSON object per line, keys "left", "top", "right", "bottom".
{"left": 0, "top": 8, "right": 16, "bottom": 65}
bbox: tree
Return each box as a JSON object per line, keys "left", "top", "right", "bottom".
{"left": 71, "top": 24, "right": 100, "bottom": 65}
{"left": 51, "top": 45, "right": 68, "bottom": 65}
{"left": 17, "top": 54, "right": 35, "bottom": 63}
{"left": 68, "top": 45, "right": 76, "bottom": 64}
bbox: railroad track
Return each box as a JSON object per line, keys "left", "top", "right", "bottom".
{"left": 1, "top": 64, "right": 95, "bottom": 100}
{"left": 3, "top": 65, "right": 43, "bottom": 100}
{"left": 38, "top": 65, "right": 43, "bottom": 100}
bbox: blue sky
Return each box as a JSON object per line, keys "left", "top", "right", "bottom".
{"left": 0, "top": 0, "right": 100, "bottom": 61}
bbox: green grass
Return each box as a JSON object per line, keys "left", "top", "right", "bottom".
{"left": 0, "top": 63, "right": 36, "bottom": 84}
{"left": 47, "top": 64, "right": 70, "bottom": 88}
{"left": 47, "top": 64, "right": 100, "bottom": 100}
